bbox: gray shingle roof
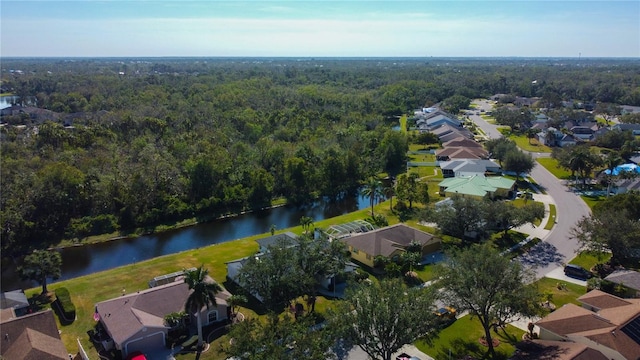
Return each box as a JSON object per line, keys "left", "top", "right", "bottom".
{"left": 340, "top": 224, "right": 438, "bottom": 258}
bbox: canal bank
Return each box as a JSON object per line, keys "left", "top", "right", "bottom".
{"left": 2, "top": 193, "right": 378, "bottom": 291}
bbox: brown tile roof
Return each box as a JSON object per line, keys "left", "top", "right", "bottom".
{"left": 442, "top": 137, "right": 483, "bottom": 148}
{"left": 340, "top": 224, "right": 438, "bottom": 258}
{"left": 96, "top": 279, "right": 230, "bottom": 347}
{"left": 578, "top": 289, "right": 635, "bottom": 310}
{"left": 436, "top": 147, "right": 488, "bottom": 159}
{"left": 513, "top": 339, "right": 608, "bottom": 360}
{"left": 0, "top": 309, "right": 69, "bottom": 360}
{"left": 537, "top": 290, "right": 640, "bottom": 360}
{"left": 536, "top": 303, "right": 615, "bottom": 336}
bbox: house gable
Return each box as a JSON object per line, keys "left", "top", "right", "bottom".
{"left": 0, "top": 309, "right": 68, "bottom": 360}
{"left": 340, "top": 224, "right": 439, "bottom": 264}
{"left": 536, "top": 290, "right": 640, "bottom": 360}
{"left": 96, "top": 279, "right": 230, "bottom": 357}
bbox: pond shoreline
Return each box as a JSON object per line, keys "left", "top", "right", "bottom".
{"left": 50, "top": 203, "right": 288, "bottom": 250}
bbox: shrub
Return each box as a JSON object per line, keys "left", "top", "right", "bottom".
{"left": 54, "top": 287, "right": 76, "bottom": 321}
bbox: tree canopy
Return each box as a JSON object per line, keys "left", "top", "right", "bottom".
{"left": 435, "top": 244, "right": 541, "bottom": 357}
{"left": 572, "top": 192, "right": 640, "bottom": 264}
{"left": 328, "top": 278, "right": 439, "bottom": 360}
{"left": 237, "top": 234, "right": 348, "bottom": 312}
{"left": 18, "top": 249, "right": 62, "bottom": 294}
{"left": 2, "top": 57, "right": 639, "bottom": 256}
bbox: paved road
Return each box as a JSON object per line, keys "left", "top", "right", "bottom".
{"left": 470, "top": 100, "right": 592, "bottom": 279}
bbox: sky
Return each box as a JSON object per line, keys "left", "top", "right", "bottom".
{"left": 1, "top": 0, "right": 639, "bottom": 58}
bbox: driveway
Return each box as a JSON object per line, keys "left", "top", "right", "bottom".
{"left": 345, "top": 344, "right": 434, "bottom": 360}
{"left": 469, "top": 100, "right": 592, "bottom": 279}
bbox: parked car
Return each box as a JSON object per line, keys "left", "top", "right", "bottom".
{"left": 126, "top": 352, "right": 147, "bottom": 360}
{"left": 396, "top": 353, "right": 421, "bottom": 360}
{"left": 564, "top": 264, "right": 592, "bottom": 280}
{"left": 434, "top": 306, "right": 456, "bottom": 319}
{"left": 434, "top": 306, "right": 457, "bottom": 328}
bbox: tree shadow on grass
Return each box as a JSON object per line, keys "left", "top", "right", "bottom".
{"left": 435, "top": 332, "right": 516, "bottom": 360}
{"left": 492, "top": 231, "right": 527, "bottom": 251}
{"left": 435, "top": 337, "right": 484, "bottom": 360}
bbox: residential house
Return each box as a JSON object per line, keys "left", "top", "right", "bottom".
{"left": 604, "top": 270, "right": 640, "bottom": 298}
{"left": 514, "top": 97, "right": 540, "bottom": 107}
{"left": 339, "top": 224, "right": 440, "bottom": 268}
{"left": 439, "top": 159, "right": 501, "bottom": 178}
{"left": 95, "top": 280, "right": 230, "bottom": 358}
{"left": 593, "top": 127, "right": 610, "bottom": 140}
{"left": 226, "top": 233, "right": 354, "bottom": 298}
{"left": 438, "top": 175, "right": 515, "bottom": 199}
{"left": 570, "top": 126, "right": 595, "bottom": 141}
{"left": 427, "top": 123, "right": 473, "bottom": 140}
{"left": 425, "top": 114, "right": 461, "bottom": 129}
{"left": 537, "top": 127, "right": 561, "bottom": 146}
{"left": 612, "top": 123, "right": 640, "bottom": 136}
{"left": 612, "top": 178, "right": 640, "bottom": 195}
{"left": 536, "top": 290, "right": 640, "bottom": 360}
{"left": 513, "top": 339, "right": 608, "bottom": 360}
{"left": 558, "top": 134, "right": 579, "bottom": 147}
{"left": 439, "top": 131, "right": 474, "bottom": 144}
{"left": 534, "top": 113, "right": 548, "bottom": 124}
{"left": 621, "top": 105, "right": 640, "bottom": 115}
{"left": 1, "top": 290, "right": 30, "bottom": 317}
{"left": 442, "top": 137, "right": 483, "bottom": 149}
{"left": 0, "top": 309, "right": 70, "bottom": 360}
{"left": 255, "top": 232, "right": 298, "bottom": 254}
{"left": 435, "top": 146, "right": 488, "bottom": 161}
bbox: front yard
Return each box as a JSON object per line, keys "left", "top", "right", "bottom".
{"left": 415, "top": 315, "right": 524, "bottom": 360}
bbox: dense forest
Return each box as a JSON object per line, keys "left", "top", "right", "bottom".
{"left": 1, "top": 57, "right": 639, "bottom": 255}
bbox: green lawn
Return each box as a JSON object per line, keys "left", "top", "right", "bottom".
{"left": 569, "top": 251, "right": 612, "bottom": 271}
{"left": 509, "top": 134, "right": 552, "bottom": 153}
{"left": 534, "top": 277, "right": 586, "bottom": 308}
{"left": 536, "top": 157, "right": 572, "bottom": 179}
{"left": 480, "top": 114, "right": 496, "bottom": 124}
{"left": 415, "top": 315, "right": 524, "bottom": 360}
{"left": 580, "top": 195, "right": 605, "bottom": 210}
{"left": 400, "top": 114, "right": 408, "bottom": 133}
{"left": 543, "top": 204, "right": 556, "bottom": 230}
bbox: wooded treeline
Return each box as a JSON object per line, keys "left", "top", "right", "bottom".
{"left": 1, "top": 58, "right": 638, "bottom": 254}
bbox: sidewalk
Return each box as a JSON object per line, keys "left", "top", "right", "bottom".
{"left": 513, "top": 192, "right": 554, "bottom": 241}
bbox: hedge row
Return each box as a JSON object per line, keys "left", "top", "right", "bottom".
{"left": 54, "top": 287, "right": 76, "bottom": 321}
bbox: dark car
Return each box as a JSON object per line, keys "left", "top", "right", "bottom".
{"left": 564, "top": 264, "right": 592, "bottom": 280}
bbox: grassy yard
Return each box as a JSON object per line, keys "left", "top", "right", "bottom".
{"left": 580, "top": 194, "right": 605, "bottom": 209}
{"left": 543, "top": 204, "right": 556, "bottom": 230}
{"left": 400, "top": 114, "right": 408, "bottom": 133}
{"left": 415, "top": 315, "right": 525, "bottom": 360}
{"left": 534, "top": 277, "right": 586, "bottom": 308}
{"left": 480, "top": 114, "right": 496, "bottom": 124}
{"left": 509, "top": 134, "right": 552, "bottom": 153}
{"left": 569, "top": 251, "right": 612, "bottom": 271}
{"left": 536, "top": 157, "right": 572, "bottom": 179}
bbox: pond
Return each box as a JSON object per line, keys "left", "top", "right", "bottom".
{"left": 2, "top": 193, "right": 381, "bottom": 291}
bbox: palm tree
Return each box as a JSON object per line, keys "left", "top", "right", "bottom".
{"left": 300, "top": 216, "right": 313, "bottom": 233}
{"left": 184, "top": 266, "right": 223, "bottom": 350}
{"left": 227, "top": 294, "right": 247, "bottom": 321}
{"left": 361, "top": 177, "right": 383, "bottom": 217}
{"left": 383, "top": 184, "right": 395, "bottom": 212}
{"left": 604, "top": 151, "right": 623, "bottom": 196}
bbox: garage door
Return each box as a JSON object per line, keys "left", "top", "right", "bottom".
{"left": 124, "top": 331, "right": 165, "bottom": 358}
